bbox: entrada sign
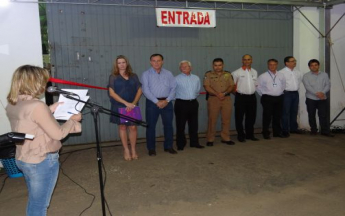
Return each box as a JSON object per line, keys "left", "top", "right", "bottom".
{"left": 156, "top": 8, "right": 216, "bottom": 28}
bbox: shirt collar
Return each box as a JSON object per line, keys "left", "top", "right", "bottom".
{"left": 242, "top": 66, "right": 251, "bottom": 71}
{"left": 181, "top": 73, "right": 192, "bottom": 76}
{"left": 150, "top": 67, "right": 163, "bottom": 74}
{"left": 285, "top": 66, "right": 294, "bottom": 72}
{"left": 268, "top": 70, "right": 277, "bottom": 75}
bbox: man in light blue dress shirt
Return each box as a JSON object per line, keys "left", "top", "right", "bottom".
{"left": 174, "top": 60, "right": 204, "bottom": 150}
{"left": 141, "top": 54, "right": 177, "bottom": 156}
{"left": 302, "top": 59, "right": 333, "bottom": 137}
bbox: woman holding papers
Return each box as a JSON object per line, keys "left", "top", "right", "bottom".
{"left": 6, "top": 65, "right": 82, "bottom": 216}
{"left": 109, "top": 55, "right": 142, "bottom": 161}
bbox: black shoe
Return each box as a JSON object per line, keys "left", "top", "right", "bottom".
{"left": 310, "top": 131, "right": 318, "bottom": 136}
{"left": 191, "top": 144, "right": 205, "bottom": 149}
{"left": 282, "top": 132, "right": 290, "bottom": 137}
{"left": 238, "top": 137, "right": 246, "bottom": 142}
{"left": 177, "top": 147, "right": 184, "bottom": 151}
{"left": 263, "top": 135, "right": 271, "bottom": 140}
{"left": 206, "top": 142, "right": 213, "bottom": 146}
{"left": 221, "top": 140, "right": 235, "bottom": 145}
{"left": 321, "top": 133, "right": 335, "bottom": 137}
{"left": 164, "top": 148, "right": 178, "bottom": 154}
{"left": 148, "top": 150, "right": 156, "bottom": 156}
{"left": 249, "top": 137, "right": 259, "bottom": 141}
{"left": 273, "top": 133, "right": 288, "bottom": 138}
{"left": 290, "top": 129, "right": 304, "bottom": 134}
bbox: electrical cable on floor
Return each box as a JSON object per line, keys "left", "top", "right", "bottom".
{"left": 0, "top": 175, "right": 9, "bottom": 195}
{"left": 59, "top": 151, "right": 96, "bottom": 216}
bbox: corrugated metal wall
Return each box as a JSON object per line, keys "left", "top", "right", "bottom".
{"left": 47, "top": 3, "right": 293, "bottom": 145}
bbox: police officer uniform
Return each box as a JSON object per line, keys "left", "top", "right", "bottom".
{"left": 204, "top": 71, "right": 235, "bottom": 145}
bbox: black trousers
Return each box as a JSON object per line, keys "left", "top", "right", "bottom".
{"left": 174, "top": 99, "right": 199, "bottom": 148}
{"left": 261, "top": 94, "right": 284, "bottom": 136}
{"left": 234, "top": 93, "right": 257, "bottom": 139}
{"left": 305, "top": 98, "right": 329, "bottom": 134}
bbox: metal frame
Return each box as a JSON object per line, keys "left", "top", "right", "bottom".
{"left": 9, "top": 0, "right": 345, "bottom": 10}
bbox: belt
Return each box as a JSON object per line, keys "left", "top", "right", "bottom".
{"left": 284, "top": 90, "right": 298, "bottom": 93}
{"left": 262, "top": 94, "right": 283, "bottom": 97}
{"left": 236, "top": 92, "right": 255, "bottom": 96}
{"left": 157, "top": 97, "right": 167, "bottom": 100}
{"left": 176, "top": 98, "right": 197, "bottom": 102}
{"left": 209, "top": 94, "right": 230, "bottom": 97}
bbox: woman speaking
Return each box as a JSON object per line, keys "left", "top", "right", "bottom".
{"left": 6, "top": 65, "right": 82, "bottom": 216}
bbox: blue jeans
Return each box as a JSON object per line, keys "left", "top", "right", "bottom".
{"left": 145, "top": 99, "right": 174, "bottom": 150}
{"left": 16, "top": 153, "right": 60, "bottom": 216}
{"left": 282, "top": 91, "right": 299, "bottom": 133}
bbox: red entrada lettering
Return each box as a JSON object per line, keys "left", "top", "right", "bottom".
{"left": 160, "top": 10, "right": 211, "bottom": 26}
{"left": 161, "top": 11, "right": 168, "bottom": 24}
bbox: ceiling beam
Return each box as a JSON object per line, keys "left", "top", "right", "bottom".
{"left": 326, "top": 0, "right": 345, "bottom": 6}
{"left": 200, "top": 0, "right": 324, "bottom": 7}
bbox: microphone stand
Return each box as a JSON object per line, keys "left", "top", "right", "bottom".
{"left": 64, "top": 94, "right": 147, "bottom": 216}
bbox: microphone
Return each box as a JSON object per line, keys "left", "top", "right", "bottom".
{"left": 0, "top": 132, "right": 34, "bottom": 145}
{"left": 46, "top": 86, "right": 78, "bottom": 96}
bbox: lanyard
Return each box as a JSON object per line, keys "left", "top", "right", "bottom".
{"left": 267, "top": 71, "right": 277, "bottom": 84}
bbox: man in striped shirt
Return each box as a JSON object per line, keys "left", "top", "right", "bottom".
{"left": 174, "top": 60, "right": 204, "bottom": 151}
{"left": 141, "top": 54, "right": 177, "bottom": 156}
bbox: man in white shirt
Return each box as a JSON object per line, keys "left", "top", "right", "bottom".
{"left": 231, "top": 54, "right": 259, "bottom": 142}
{"left": 278, "top": 56, "right": 303, "bottom": 137}
{"left": 257, "top": 59, "right": 286, "bottom": 139}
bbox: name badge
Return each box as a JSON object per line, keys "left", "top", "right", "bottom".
{"left": 273, "top": 83, "right": 277, "bottom": 87}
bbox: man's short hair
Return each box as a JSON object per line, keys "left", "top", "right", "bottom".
{"left": 308, "top": 59, "right": 320, "bottom": 67}
{"left": 150, "top": 54, "right": 164, "bottom": 60}
{"left": 242, "top": 54, "right": 252, "bottom": 59}
{"left": 179, "top": 60, "right": 192, "bottom": 67}
{"left": 213, "top": 58, "right": 224, "bottom": 64}
{"left": 267, "top": 58, "right": 278, "bottom": 64}
{"left": 284, "top": 56, "right": 294, "bottom": 65}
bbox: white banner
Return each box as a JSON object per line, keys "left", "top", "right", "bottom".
{"left": 156, "top": 8, "right": 216, "bottom": 28}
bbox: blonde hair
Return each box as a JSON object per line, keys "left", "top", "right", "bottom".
{"left": 7, "top": 65, "right": 50, "bottom": 105}
{"left": 112, "top": 55, "right": 133, "bottom": 76}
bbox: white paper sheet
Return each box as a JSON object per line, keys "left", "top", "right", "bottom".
{"left": 53, "top": 89, "right": 89, "bottom": 120}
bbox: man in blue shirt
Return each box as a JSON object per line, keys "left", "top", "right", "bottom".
{"left": 302, "top": 59, "right": 334, "bottom": 137}
{"left": 141, "top": 54, "right": 177, "bottom": 156}
{"left": 174, "top": 60, "right": 204, "bottom": 151}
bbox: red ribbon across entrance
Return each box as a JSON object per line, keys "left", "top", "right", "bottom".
{"left": 49, "top": 78, "right": 108, "bottom": 90}
{"left": 49, "top": 77, "right": 206, "bottom": 94}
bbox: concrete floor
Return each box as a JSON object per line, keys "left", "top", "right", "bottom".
{"left": 0, "top": 132, "right": 345, "bottom": 216}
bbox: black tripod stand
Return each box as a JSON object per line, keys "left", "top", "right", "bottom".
{"left": 65, "top": 95, "right": 147, "bottom": 216}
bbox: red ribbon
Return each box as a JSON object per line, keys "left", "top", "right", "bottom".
{"left": 49, "top": 77, "right": 207, "bottom": 94}
{"left": 49, "top": 78, "right": 108, "bottom": 90}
